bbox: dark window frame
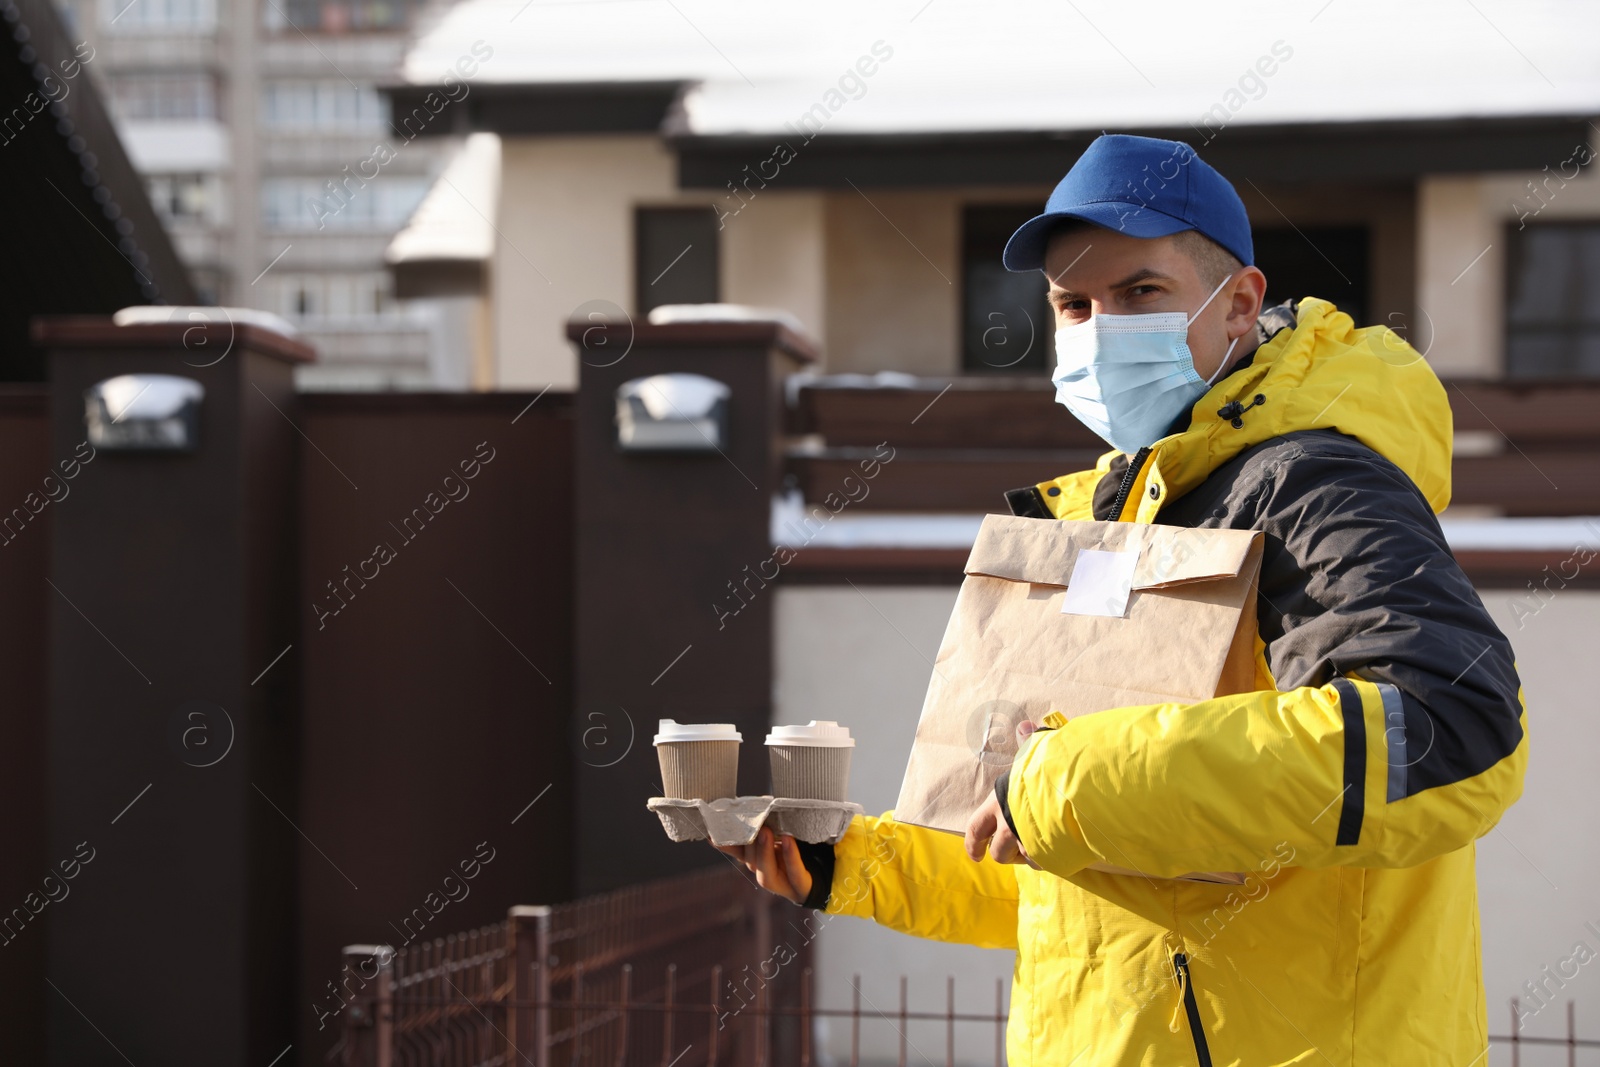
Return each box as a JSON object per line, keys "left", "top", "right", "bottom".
{"left": 1504, "top": 219, "right": 1600, "bottom": 380}
{"left": 634, "top": 205, "right": 721, "bottom": 318}
{"left": 960, "top": 204, "right": 1052, "bottom": 374}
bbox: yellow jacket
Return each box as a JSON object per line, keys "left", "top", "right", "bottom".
{"left": 824, "top": 299, "right": 1528, "bottom": 1066}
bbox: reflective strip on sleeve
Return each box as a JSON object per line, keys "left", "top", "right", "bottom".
{"left": 1377, "top": 683, "right": 1407, "bottom": 803}
{"left": 1331, "top": 679, "right": 1366, "bottom": 847}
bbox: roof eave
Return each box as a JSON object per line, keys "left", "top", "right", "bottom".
{"left": 670, "top": 113, "right": 1600, "bottom": 188}
{"left": 379, "top": 80, "right": 690, "bottom": 137}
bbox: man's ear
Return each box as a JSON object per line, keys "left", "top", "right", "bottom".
{"left": 1226, "top": 266, "right": 1268, "bottom": 337}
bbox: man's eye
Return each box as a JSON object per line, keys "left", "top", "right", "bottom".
{"left": 1128, "top": 285, "right": 1160, "bottom": 298}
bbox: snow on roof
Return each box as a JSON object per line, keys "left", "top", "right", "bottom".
{"left": 772, "top": 492, "right": 986, "bottom": 550}
{"left": 772, "top": 492, "right": 1600, "bottom": 553}
{"left": 386, "top": 133, "right": 500, "bottom": 266}
{"left": 404, "top": 0, "right": 1600, "bottom": 137}
{"left": 1438, "top": 516, "right": 1600, "bottom": 552}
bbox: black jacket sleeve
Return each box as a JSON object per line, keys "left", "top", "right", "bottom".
{"left": 1237, "top": 430, "right": 1524, "bottom": 801}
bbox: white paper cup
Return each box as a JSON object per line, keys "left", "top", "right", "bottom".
{"left": 766, "top": 720, "right": 854, "bottom": 801}
{"left": 654, "top": 720, "right": 741, "bottom": 800}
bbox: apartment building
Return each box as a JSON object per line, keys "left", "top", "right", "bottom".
{"left": 52, "top": 0, "right": 464, "bottom": 388}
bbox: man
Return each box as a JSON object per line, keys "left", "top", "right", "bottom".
{"left": 720, "top": 134, "right": 1526, "bottom": 1066}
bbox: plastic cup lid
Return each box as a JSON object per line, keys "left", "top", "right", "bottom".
{"left": 653, "top": 719, "right": 743, "bottom": 744}
{"left": 764, "top": 720, "right": 855, "bottom": 748}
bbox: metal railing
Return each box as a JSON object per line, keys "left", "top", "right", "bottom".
{"left": 1502, "top": 998, "right": 1600, "bottom": 1066}
{"left": 340, "top": 965, "right": 1598, "bottom": 1067}
{"left": 343, "top": 965, "right": 1010, "bottom": 1067}
{"left": 333, "top": 864, "right": 810, "bottom": 1067}
{"left": 331, "top": 864, "right": 1597, "bottom": 1067}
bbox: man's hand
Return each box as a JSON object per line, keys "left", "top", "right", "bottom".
{"left": 965, "top": 791, "right": 1035, "bottom": 864}
{"left": 714, "top": 826, "right": 813, "bottom": 904}
{"left": 965, "top": 719, "right": 1043, "bottom": 866}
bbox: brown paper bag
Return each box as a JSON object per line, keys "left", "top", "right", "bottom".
{"left": 894, "top": 515, "right": 1264, "bottom": 884}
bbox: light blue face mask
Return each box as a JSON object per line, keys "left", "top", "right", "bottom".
{"left": 1050, "top": 273, "right": 1239, "bottom": 455}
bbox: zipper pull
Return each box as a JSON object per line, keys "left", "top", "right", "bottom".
{"left": 1169, "top": 952, "right": 1188, "bottom": 1033}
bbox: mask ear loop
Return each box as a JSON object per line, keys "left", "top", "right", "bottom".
{"left": 1205, "top": 334, "right": 1241, "bottom": 386}
{"left": 1187, "top": 271, "right": 1236, "bottom": 326}
{"left": 1189, "top": 271, "right": 1240, "bottom": 387}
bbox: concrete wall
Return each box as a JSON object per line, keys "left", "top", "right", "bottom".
{"left": 775, "top": 581, "right": 1600, "bottom": 1065}
{"left": 722, "top": 190, "right": 829, "bottom": 349}
{"left": 494, "top": 136, "right": 831, "bottom": 386}
{"left": 493, "top": 135, "right": 679, "bottom": 389}
{"left": 805, "top": 184, "right": 1050, "bottom": 375}
{"left": 774, "top": 586, "right": 1010, "bottom": 1067}
{"left": 492, "top": 139, "right": 1052, "bottom": 381}
{"left": 1480, "top": 587, "right": 1600, "bottom": 1065}
{"left": 822, "top": 189, "right": 962, "bottom": 375}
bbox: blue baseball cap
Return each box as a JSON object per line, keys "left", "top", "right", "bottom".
{"left": 1002, "top": 134, "right": 1253, "bottom": 272}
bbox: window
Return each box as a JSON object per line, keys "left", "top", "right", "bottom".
{"left": 262, "top": 0, "right": 425, "bottom": 33}
{"left": 263, "top": 272, "right": 396, "bottom": 321}
{"left": 1505, "top": 222, "right": 1600, "bottom": 378}
{"left": 261, "top": 177, "right": 429, "bottom": 231}
{"left": 110, "top": 74, "right": 216, "bottom": 121}
{"left": 634, "top": 207, "right": 719, "bottom": 316}
{"left": 1252, "top": 226, "right": 1368, "bottom": 328}
{"left": 102, "top": 0, "right": 216, "bottom": 31}
{"left": 146, "top": 173, "right": 212, "bottom": 222}
{"left": 262, "top": 82, "right": 387, "bottom": 131}
{"left": 961, "top": 205, "right": 1050, "bottom": 372}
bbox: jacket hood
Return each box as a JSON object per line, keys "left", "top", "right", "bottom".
{"left": 1037, "top": 297, "right": 1454, "bottom": 520}
{"left": 1165, "top": 297, "right": 1452, "bottom": 514}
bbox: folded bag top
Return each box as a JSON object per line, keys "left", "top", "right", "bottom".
{"left": 962, "top": 514, "right": 1258, "bottom": 590}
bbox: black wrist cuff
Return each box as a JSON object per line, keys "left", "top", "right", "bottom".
{"left": 995, "top": 770, "right": 1021, "bottom": 842}
{"left": 794, "top": 838, "right": 835, "bottom": 910}
{"left": 996, "top": 724, "right": 1054, "bottom": 845}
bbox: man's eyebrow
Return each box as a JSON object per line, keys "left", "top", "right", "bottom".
{"left": 1048, "top": 267, "right": 1176, "bottom": 299}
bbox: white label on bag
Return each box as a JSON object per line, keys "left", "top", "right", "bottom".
{"left": 1061, "top": 547, "right": 1141, "bottom": 618}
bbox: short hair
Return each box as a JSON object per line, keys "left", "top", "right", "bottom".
{"left": 1043, "top": 221, "right": 1244, "bottom": 288}
{"left": 1172, "top": 229, "right": 1244, "bottom": 288}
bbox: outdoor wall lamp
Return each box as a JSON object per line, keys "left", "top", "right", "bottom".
{"left": 614, "top": 373, "right": 730, "bottom": 452}
{"left": 84, "top": 373, "right": 204, "bottom": 452}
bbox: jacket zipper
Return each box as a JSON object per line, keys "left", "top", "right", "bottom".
{"left": 1108, "top": 446, "right": 1152, "bottom": 521}
{"left": 1173, "top": 953, "right": 1213, "bottom": 1067}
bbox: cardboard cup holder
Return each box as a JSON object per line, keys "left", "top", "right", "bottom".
{"left": 647, "top": 796, "right": 863, "bottom": 846}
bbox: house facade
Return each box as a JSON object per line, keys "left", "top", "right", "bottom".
{"left": 387, "top": 1, "right": 1600, "bottom": 391}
